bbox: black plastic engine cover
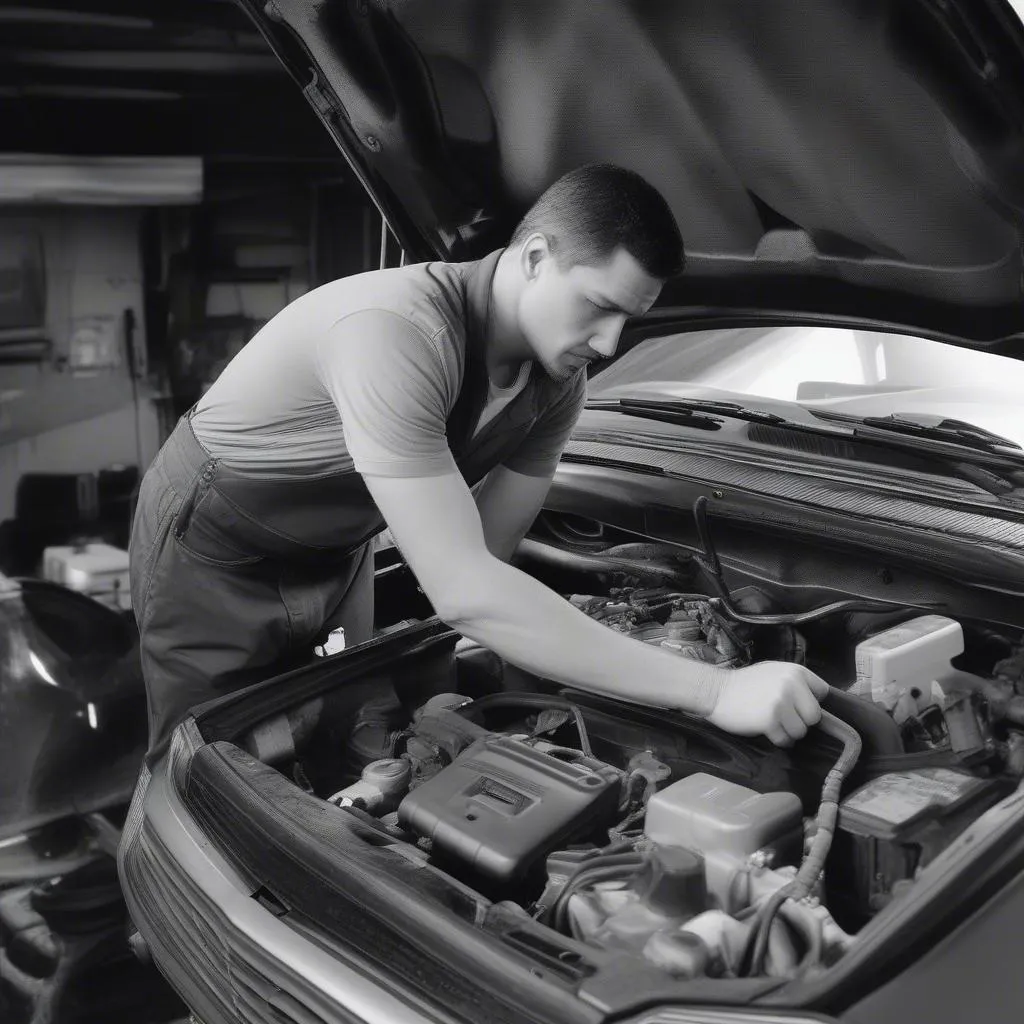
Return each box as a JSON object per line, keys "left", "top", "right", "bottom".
{"left": 397, "top": 736, "right": 621, "bottom": 882}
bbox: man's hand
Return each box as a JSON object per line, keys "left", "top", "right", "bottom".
{"left": 706, "top": 662, "right": 829, "bottom": 746}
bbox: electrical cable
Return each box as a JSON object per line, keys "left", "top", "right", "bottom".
{"left": 549, "top": 853, "right": 645, "bottom": 933}
{"left": 691, "top": 495, "right": 942, "bottom": 624}
{"left": 456, "top": 693, "right": 595, "bottom": 758}
{"left": 747, "top": 707, "right": 861, "bottom": 975}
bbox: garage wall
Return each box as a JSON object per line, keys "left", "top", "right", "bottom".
{"left": 0, "top": 206, "right": 160, "bottom": 522}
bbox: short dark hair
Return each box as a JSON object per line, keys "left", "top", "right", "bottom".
{"left": 508, "top": 164, "right": 685, "bottom": 279}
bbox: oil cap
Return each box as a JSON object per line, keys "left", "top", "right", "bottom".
{"left": 633, "top": 845, "right": 706, "bottom": 918}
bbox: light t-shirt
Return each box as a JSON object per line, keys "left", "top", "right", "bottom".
{"left": 472, "top": 362, "right": 531, "bottom": 438}
{"left": 191, "top": 256, "right": 586, "bottom": 480}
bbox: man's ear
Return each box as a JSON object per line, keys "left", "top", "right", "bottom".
{"left": 519, "top": 232, "right": 552, "bottom": 280}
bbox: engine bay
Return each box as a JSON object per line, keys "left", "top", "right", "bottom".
{"left": 242, "top": 529, "right": 1024, "bottom": 984}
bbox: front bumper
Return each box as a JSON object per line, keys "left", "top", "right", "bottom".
{"left": 118, "top": 755, "right": 434, "bottom": 1024}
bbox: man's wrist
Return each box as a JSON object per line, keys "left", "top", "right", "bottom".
{"left": 677, "top": 660, "right": 728, "bottom": 718}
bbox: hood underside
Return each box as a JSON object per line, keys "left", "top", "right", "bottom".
{"left": 242, "top": 0, "right": 1024, "bottom": 346}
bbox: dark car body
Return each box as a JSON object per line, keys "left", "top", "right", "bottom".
{"left": 0, "top": 580, "right": 146, "bottom": 849}
{"left": 119, "top": 2, "right": 1024, "bottom": 1024}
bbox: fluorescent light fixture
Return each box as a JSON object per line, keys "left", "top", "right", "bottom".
{"left": 0, "top": 155, "right": 203, "bottom": 205}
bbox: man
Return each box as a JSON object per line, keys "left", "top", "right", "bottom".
{"left": 130, "top": 164, "right": 826, "bottom": 765}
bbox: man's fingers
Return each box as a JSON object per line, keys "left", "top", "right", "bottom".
{"left": 779, "top": 704, "right": 808, "bottom": 743}
{"left": 804, "top": 671, "right": 831, "bottom": 702}
{"left": 766, "top": 724, "right": 793, "bottom": 748}
{"left": 792, "top": 678, "right": 824, "bottom": 727}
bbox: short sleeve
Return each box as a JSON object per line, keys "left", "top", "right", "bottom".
{"left": 316, "top": 310, "right": 458, "bottom": 478}
{"left": 503, "top": 372, "right": 587, "bottom": 478}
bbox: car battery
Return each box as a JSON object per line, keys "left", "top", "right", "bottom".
{"left": 829, "top": 767, "right": 1010, "bottom": 927}
{"left": 43, "top": 542, "right": 131, "bottom": 611}
{"left": 398, "top": 735, "right": 621, "bottom": 882}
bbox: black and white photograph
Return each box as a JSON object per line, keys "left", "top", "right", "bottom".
{"left": 2, "top": 2, "right": 1024, "bottom": 1023}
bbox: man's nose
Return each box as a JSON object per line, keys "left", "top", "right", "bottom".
{"left": 589, "top": 315, "right": 628, "bottom": 359}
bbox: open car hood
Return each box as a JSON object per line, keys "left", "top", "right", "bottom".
{"left": 240, "top": 0, "right": 1024, "bottom": 350}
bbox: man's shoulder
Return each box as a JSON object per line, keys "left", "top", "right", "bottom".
{"left": 318, "top": 259, "right": 472, "bottom": 341}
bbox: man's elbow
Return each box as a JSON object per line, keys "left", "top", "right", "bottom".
{"left": 427, "top": 559, "right": 496, "bottom": 628}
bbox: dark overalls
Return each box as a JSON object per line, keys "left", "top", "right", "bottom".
{"left": 129, "top": 252, "right": 568, "bottom": 764}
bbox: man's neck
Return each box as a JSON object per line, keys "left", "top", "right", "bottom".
{"left": 486, "top": 250, "right": 532, "bottom": 388}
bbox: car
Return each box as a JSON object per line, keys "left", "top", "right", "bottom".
{"left": 0, "top": 577, "right": 190, "bottom": 1023}
{"left": 0, "top": 577, "right": 146, "bottom": 856}
{"left": 119, "top": 2, "right": 1024, "bottom": 1023}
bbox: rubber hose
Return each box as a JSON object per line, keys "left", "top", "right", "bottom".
{"left": 517, "top": 537, "right": 694, "bottom": 588}
{"left": 456, "top": 693, "right": 595, "bottom": 758}
{"left": 777, "top": 900, "right": 824, "bottom": 976}
{"left": 750, "top": 706, "right": 861, "bottom": 975}
{"left": 551, "top": 855, "right": 645, "bottom": 932}
{"left": 691, "top": 495, "right": 939, "bottom": 625}
{"left": 714, "top": 597, "right": 923, "bottom": 627}
{"left": 796, "top": 710, "right": 862, "bottom": 892}
{"left": 600, "top": 542, "right": 692, "bottom": 562}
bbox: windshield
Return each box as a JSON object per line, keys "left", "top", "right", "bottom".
{"left": 591, "top": 326, "right": 1024, "bottom": 445}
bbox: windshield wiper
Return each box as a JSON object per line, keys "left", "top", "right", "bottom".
{"left": 814, "top": 411, "right": 1022, "bottom": 455}
{"left": 585, "top": 397, "right": 789, "bottom": 428}
{"left": 583, "top": 397, "right": 1024, "bottom": 498}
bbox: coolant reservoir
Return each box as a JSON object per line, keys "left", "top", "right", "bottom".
{"left": 852, "top": 615, "right": 963, "bottom": 719}
{"left": 644, "top": 773, "right": 803, "bottom": 911}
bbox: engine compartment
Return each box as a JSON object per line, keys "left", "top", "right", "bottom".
{"left": 241, "top": 528, "right": 1024, "bottom": 984}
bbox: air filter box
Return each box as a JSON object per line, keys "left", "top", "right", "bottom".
{"left": 397, "top": 735, "right": 621, "bottom": 882}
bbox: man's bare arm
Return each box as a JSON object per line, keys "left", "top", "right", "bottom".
{"left": 474, "top": 465, "right": 553, "bottom": 562}
{"left": 363, "top": 469, "right": 827, "bottom": 746}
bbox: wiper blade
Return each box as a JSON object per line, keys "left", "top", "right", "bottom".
{"left": 584, "top": 398, "right": 1024, "bottom": 499}
{"left": 813, "top": 411, "right": 1024, "bottom": 457}
{"left": 858, "top": 414, "right": 1021, "bottom": 452}
{"left": 586, "top": 397, "right": 789, "bottom": 427}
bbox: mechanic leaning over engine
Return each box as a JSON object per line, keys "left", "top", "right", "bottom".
{"left": 129, "top": 163, "right": 828, "bottom": 766}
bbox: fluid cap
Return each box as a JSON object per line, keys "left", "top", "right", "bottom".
{"left": 634, "top": 845, "right": 707, "bottom": 918}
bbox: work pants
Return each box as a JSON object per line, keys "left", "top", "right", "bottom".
{"left": 129, "top": 417, "right": 373, "bottom": 766}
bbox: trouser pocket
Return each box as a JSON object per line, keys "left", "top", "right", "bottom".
{"left": 172, "top": 473, "right": 267, "bottom": 568}
{"left": 129, "top": 463, "right": 183, "bottom": 625}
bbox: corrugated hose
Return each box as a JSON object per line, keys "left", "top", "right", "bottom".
{"left": 746, "top": 705, "right": 862, "bottom": 975}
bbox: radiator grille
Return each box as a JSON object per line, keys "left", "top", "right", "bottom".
{"left": 121, "top": 813, "right": 342, "bottom": 1024}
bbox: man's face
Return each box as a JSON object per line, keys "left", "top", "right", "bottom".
{"left": 517, "top": 242, "right": 664, "bottom": 383}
